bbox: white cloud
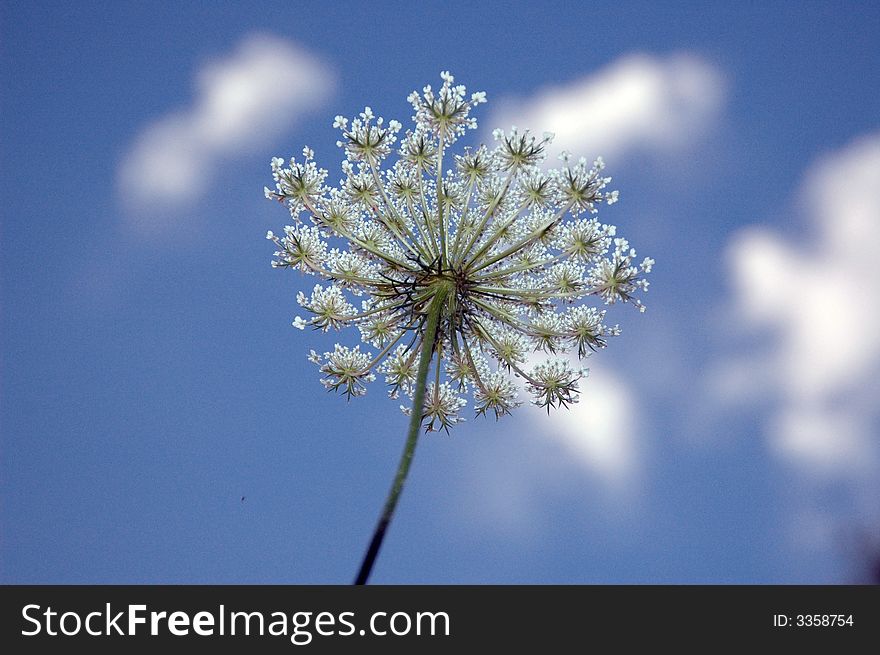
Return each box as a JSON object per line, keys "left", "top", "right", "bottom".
{"left": 488, "top": 53, "right": 725, "bottom": 161}
{"left": 448, "top": 360, "right": 644, "bottom": 539}
{"left": 118, "top": 34, "right": 334, "bottom": 224}
{"left": 719, "top": 131, "right": 880, "bottom": 477}
{"left": 524, "top": 360, "right": 642, "bottom": 487}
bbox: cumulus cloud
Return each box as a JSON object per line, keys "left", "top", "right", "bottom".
{"left": 717, "top": 131, "right": 880, "bottom": 477}
{"left": 523, "top": 361, "right": 641, "bottom": 487}
{"left": 118, "top": 34, "right": 334, "bottom": 224}
{"left": 488, "top": 53, "right": 725, "bottom": 161}
{"left": 450, "top": 360, "right": 644, "bottom": 538}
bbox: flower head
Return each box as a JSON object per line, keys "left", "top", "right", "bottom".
{"left": 265, "top": 73, "right": 652, "bottom": 429}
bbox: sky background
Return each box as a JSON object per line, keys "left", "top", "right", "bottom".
{"left": 3, "top": 1, "right": 879, "bottom": 584}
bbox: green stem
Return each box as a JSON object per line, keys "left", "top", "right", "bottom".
{"left": 353, "top": 286, "right": 449, "bottom": 585}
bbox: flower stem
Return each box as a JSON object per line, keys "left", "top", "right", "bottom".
{"left": 353, "top": 287, "right": 448, "bottom": 584}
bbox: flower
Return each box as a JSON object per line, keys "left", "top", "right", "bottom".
{"left": 265, "top": 72, "right": 652, "bottom": 429}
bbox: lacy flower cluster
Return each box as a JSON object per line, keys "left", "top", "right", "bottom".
{"left": 266, "top": 72, "right": 653, "bottom": 430}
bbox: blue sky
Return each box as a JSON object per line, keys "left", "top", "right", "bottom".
{"left": 3, "top": 1, "right": 880, "bottom": 584}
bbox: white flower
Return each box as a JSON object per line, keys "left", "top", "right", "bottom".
{"left": 312, "top": 344, "right": 376, "bottom": 399}
{"left": 587, "top": 238, "right": 653, "bottom": 312}
{"left": 407, "top": 71, "right": 481, "bottom": 141}
{"left": 336, "top": 107, "right": 402, "bottom": 165}
{"left": 268, "top": 225, "right": 328, "bottom": 273}
{"left": 494, "top": 127, "right": 554, "bottom": 172}
{"left": 296, "top": 284, "right": 355, "bottom": 331}
{"left": 421, "top": 382, "right": 467, "bottom": 432}
{"left": 557, "top": 217, "right": 611, "bottom": 263}
{"left": 265, "top": 73, "right": 652, "bottom": 427}
{"left": 527, "top": 360, "right": 587, "bottom": 411}
{"left": 266, "top": 151, "right": 328, "bottom": 218}
{"left": 474, "top": 372, "right": 520, "bottom": 419}
{"left": 551, "top": 156, "right": 615, "bottom": 215}
{"left": 563, "top": 306, "right": 610, "bottom": 357}
{"left": 378, "top": 344, "right": 418, "bottom": 399}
